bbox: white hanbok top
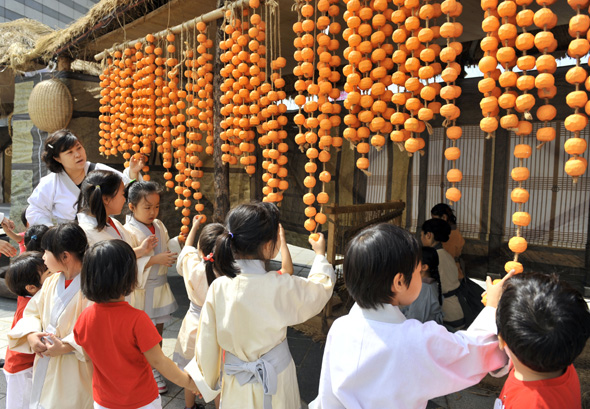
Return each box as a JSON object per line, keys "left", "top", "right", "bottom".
{"left": 185, "top": 254, "right": 335, "bottom": 408}
{"left": 26, "top": 162, "right": 134, "bottom": 226}
{"left": 310, "top": 303, "right": 509, "bottom": 409}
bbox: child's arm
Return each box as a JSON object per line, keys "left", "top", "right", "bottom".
{"left": 186, "top": 215, "right": 204, "bottom": 248}
{"left": 145, "top": 251, "right": 178, "bottom": 268}
{"left": 144, "top": 344, "right": 199, "bottom": 394}
{"left": 278, "top": 224, "right": 294, "bottom": 275}
{"left": 1, "top": 219, "right": 23, "bottom": 245}
{"left": 43, "top": 334, "right": 75, "bottom": 357}
{"left": 0, "top": 240, "right": 17, "bottom": 257}
{"left": 134, "top": 235, "right": 158, "bottom": 258}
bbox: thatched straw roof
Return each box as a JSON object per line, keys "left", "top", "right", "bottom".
{"left": 0, "top": 19, "right": 54, "bottom": 73}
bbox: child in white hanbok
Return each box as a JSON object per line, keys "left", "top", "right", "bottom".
{"left": 8, "top": 223, "right": 93, "bottom": 409}
{"left": 185, "top": 202, "right": 335, "bottom": 409}
{"left": 124, "top": 181, "right": 178, "bottom": 394}
{"left": 310, "top": 223, "right": 511, "bottom": 409}
{"left": 174, "top": 215, "right": 225, "bottom": 409}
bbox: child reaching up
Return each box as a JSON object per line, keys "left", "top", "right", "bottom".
{"left": 74, "top": 240, "right": 198, "bottom": 409}
{"left": 2, "top": 208, "right": 28, "bottom": 253}
{"left": 174, "top": 215, "right": 225, "bottom": 409}
{"left": 8, "top": 223, "right": 94, "bottom": 409}
{"left": 495, "top": 272, "right": 590, "bottom": 409}
{"left": 401, "top": 246, "right": 443, "bottom": 325}
{"left": 4, "top": 252, "right": 52, "bottom": 409}
{"left": 311, "top": 223, "right": 510, "bottom": 409}
{"left": 185, "top": 201, "right": 335, "bottom": 409}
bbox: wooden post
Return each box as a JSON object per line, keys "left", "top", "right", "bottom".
{"left": 212, "top": 0, "right": 230, "bottom": 223}
{"left": 416, "top": 131, "right": 429, "bottom": 234}
{"left": 487, "top": 127, "right": 510, "bottom": 275}
{"left": 57, "top": 56, "right": 72, "bottom": 71}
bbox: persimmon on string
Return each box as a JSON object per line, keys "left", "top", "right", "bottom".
{"left": 479, "top": 0, "right": 499, "bottom": 139}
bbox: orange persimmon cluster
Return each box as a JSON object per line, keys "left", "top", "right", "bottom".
{"left": 479, "top": 0, "right": 500, "bottom": 138}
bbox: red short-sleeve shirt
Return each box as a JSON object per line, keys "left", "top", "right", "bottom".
{"left": 4, "top": 296, "right": 35, "bottom": 374}
{"left": 74, "top": 301, "right": 162, "bottom": 409}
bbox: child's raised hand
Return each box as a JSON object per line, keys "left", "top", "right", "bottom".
{"left": 309, "top": 232, "right": 326, "bottom": 255}
{"left": 482, "top": 270, "right": 516, "bottom": 309}
{"left": 152, "top": 251, "right": 178, "bottom": 267}
{"left": 1, "top": 218, "right": 15, "bottom": 232}
{"left": 137, "top": 235, "right": 158, "bottom": 257}
{"left": 192, "top": 215, "right": 205, "bottom": 228}
{"left": 27, "top": 332, "right": 49, "bottom": 356}
{"left": 129, "top": 154, "right": 147, "bottom": 175}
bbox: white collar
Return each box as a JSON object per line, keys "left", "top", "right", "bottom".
{"left": 353, "top": 302, "right": 407, "bottom": 324}
{"left": 235, "top": 259, "right": 267, "bottom": 275}
{"left": 77, "top": 212, "right": 98, "bottom": 227}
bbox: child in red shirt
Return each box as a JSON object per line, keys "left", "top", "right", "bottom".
{"left": 74, "top": 239, "right": 199, "bottom": 409}
{"left": 495, "top": 272, "right": 590, "bottom": 409}
{"left": 4, "top": 251, "right": 52, "bottom": 409}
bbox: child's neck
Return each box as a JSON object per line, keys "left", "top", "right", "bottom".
{"left": 512, "top": 357, "right": 565, "bottom": 382}
{"left": 106, "top": 295, "right": 126, "bottom": 303}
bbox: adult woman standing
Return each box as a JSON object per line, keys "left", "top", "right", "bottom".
{"left": 431, "top": 203, "right": 465, "bottom": 279}
{"left": 26, "top": 129, "right": 144, "bottom": 226}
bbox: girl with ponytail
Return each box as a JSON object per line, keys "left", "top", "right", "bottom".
{"left": 184, "top": 201, "right": 335, "bottom": 408}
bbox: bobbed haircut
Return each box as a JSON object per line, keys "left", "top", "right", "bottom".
{"left": 198, "top": 222, "right": 226, "bottom": 286}
{"left": 126, "top": 180, "right": 162, "bottom": 206}
{"left": 344, "top": 223, "right": 421, "bottom": 310}
{"left": 421, "top": 246, "right": 442, "bottom": 306}
{"left": 5, "top": 252, "right": 46, "bottom": 296}
{"left": 421, "top": 218, "right": 451, "bottom": 243}
{"left": 77, "top": 170, "right": 123, "bottom": 231}
{"left": 497, "top": 272, "right": 590, "bottom": 373}
{"left": 81, "top": 240, "right": 137, "bottom": 303}
{"left": 41, "top": 222, "right": 88, "bottom": 262}
{"left": 431, "top": 203, "right": 457, "bottom": 225}
{"left": 25, "top": 224, "right": 50, "bottom": 252}
{"left": 42, "top": 129, "right": 81, "bottom": 173}
{"left": 213, "top": 202, "right": 280, "bottom": 278}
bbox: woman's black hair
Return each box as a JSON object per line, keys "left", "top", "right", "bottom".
{"left": 42, "top": 129, "right": 81, "bottom": 173}
{"left": 5, "top": 252, "right": 46, "bottom": 296}
{"left": 344, "top": 223, "right": 422, "bottom": 310}
{"left": 198, "top": 223, "right": 226, "bottom": 286}
{"left": 20, "top": 207, "right": 28, "bottom": 228}
{"left": 421, "top": 218, "right": 451, "bottom": 243}
{"left": 126, "top": 180, "right": 162, "bottom": 205}
{"left": 213, "top": 202, "right": 280, "bottom": 278}
{"left": 431, "top": 203, "right": 457, "bottom": 225}
{"left": 77, "top": 170, "right": 123, "bottom": 231}
{"left": 24, "top": 224, "right": 50, "bottom": 252}
{"left": 41, "top": 222, "right": 88, "bottom": 263}
{"left": 421, "top": 246, "right": 442, "bottom": 306}
{"left": 497, "top": 272, "right": 590, "bottom": 373}
{"left": 81, "top": 240, "right": 137, "bottom": 303}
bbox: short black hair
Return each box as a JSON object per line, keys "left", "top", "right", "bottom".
{"left": 421, "top": 218, "right": 451, "bottom": 243}
{"left": 198, "top": 222, "right": 225, "bottom": 285}
{"left": 24, "top": 224, "right": 49, "bottom": 252}
{"left": 497, "top": 272, "right": 590, "bottom": 373}
{"left": 421, "top": 246, "right": 442, "bottom": 306}
{"left": 42, "top": 129, "right": 80, "bottom": 173}
{"left": 344, "top": 223, "right": 421, "bottom": 310}
{"left": 77, "top": 170, "right": 123, "bottom": 231}
{"left": 5, "top": 252, "right": 46, "bottom": 296}
{"left": 431, "top": 203, "right": 457, "bottom": 225}
{"left": 20, "top": 207, "right": 28, "bottom": 227}
{"left": 213, "top": 202, "right": 280, "bottom": 279}
{"left": 126, "top": 181, "right": 162, "bottom": 205}
{"left": 41, "top": 223, "right": 88, "bottom": 262}
{"left": 81, "top": 240, "right": 137, "bottom": 303}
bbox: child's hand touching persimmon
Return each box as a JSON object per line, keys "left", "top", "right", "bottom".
{"left": 309, "top": 232, "right": 326, "bottom": 255}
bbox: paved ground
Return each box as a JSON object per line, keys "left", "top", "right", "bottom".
{"left": 0, "top": 244, "right": 503, "bottom": 409}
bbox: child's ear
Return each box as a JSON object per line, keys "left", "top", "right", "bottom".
{"left": 421, "top": 263, "right": 429, "bottom": 272}
{"left": 498, "top": 335, "right": 506, "bottom": 350}
{"left": 128, "top": 203, "right": 135, "bottom": 212}
{"left": 391, "top": 272, "right": 409, "bottom": 293}
{"left": 25, "top": 284, "right": 40, "bottom": 296}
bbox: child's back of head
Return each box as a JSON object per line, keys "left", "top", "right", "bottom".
{"left": 497, "top": 272, "right": 590, "bottom": 373}
{"left": 6, "top": 252, "right": 48, "bottom": 297}
{"left": 198, "top": 223, "right": 225, "bottom": 285}
{"left": 24, "top": 224, "right": 49, "bottom": 252}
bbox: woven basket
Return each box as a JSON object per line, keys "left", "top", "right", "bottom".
{"left": 28, "top": 79, "right": 73, "bottom": 133}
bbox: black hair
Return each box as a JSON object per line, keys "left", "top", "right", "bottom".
{"left": 41, "top": 222, "right": 88, "bottom": 263}
{"left": 126, "top": 180, "right": 162, "bottom": 205}
{"left": 77, "top": 170, "right": 123, "bottom": 231}
{"left": 213, "top": 202, "right": 280, "bottom": 278}
{"left": 198, "top": 223, "right": 226, "bottom": 286}
{"left": 24, "top": 224, "right": 50, "bottom": 252}
{"left": 344, "top": 223, "right": 422, "bottom": 310}
{"left": 431, "top": 203, "right": 457, "bottom": 225}
{"left": 20, "top": 207, "right": 28, "bottom": 228}
{"left": 81, "top": 240, "right": 137, "bottom": 303}
{"left": 421, "top": 218, "right": 451, "bottom": 243}
{"left": 497, "top": 272, "right": 590, "bottom": 373}
{"left": 42, "top": 129, "right": 81, "bottom": 173}
{"left": 421, "top": 246, "right": 442, "bottom": 306}
{"left": 5, "top": 252, "right": 46, "bottom": 296}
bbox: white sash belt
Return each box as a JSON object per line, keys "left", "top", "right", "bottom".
{"left": 224, "top": 339, "right": 291, "bottom": 409}
{"left": 189, "top": 302, "right": 202, "bottom": 316}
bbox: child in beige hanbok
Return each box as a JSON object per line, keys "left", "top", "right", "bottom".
{"left": 185, "top": 202, "right": 335, "bottom": 409}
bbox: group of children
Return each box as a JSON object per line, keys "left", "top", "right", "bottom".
{"left": 1, "top": 169, "right": 589, "bottom": 408}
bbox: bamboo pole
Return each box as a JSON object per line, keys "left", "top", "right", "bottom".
{"left": 93, "top": 0, "right": 250, "bottom": 61}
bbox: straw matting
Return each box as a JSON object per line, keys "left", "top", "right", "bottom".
{"left": 0, "top": 19, "right": 53, "bottom": 73}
